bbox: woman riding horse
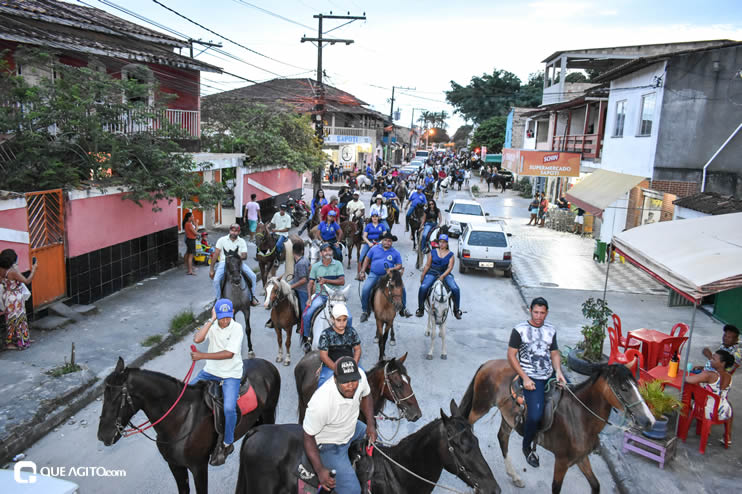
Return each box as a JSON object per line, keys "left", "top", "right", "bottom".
{"left": 416, "top": 233, "right": 462, "bottom": 319}
{"left": 299, "top": 189, "right": 327, "bottom": 235}
{"left": 356, "top": 211, "right": 387, "bottom": 279}
{"left": 419, "top": 199, "right": 442, "bottom": 253}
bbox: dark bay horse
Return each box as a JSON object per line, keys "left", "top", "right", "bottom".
{"left": 255, "top": 223, "right": 303, "bottom": 290}
{"left": 407, "top": 203, "right": 425, "bottom": 250}
{"left": 372, "top": 269, "right": 405, "bottom": 360}
{"left": 98, "top": 356, "right": 281, "bottom": 494}
{"left": 234, "top": 400, "right": 500, "bottom": 494}
{"left": 223, "top": 248, "right": 254, "bottom": 358}
{"left": 263, "top": 277, "right": 299, "bottom": 366}
{"left": 340, "top": 210, "right": 363, "bottom": 269}
{"left": 459, "top": 360, "right": 655, "bottom": 493}
{"left": 395, "top": 182, "right": 407, "bottom": 211}
{"left": 293, "top": 351, "right": 422, "bottom": 424}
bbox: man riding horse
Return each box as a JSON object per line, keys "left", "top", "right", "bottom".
{"left": 382, "top": 184, "right": 401, "bottom": 225}
{"left": 317, "top": 210, "right": 344, "bottom": 261}
{"left": 268, "top": 204, "right": 295, "bottom": 278}
{"left": 209, "top": 224, "right": 258, "bottom": 305}
{"left": 358, "top": 231, "right": 412, "bottom": 322}
{"left": 302, "top": 243, "right": 346, "bottom": 345}
{"left": 405, "top": 185, "right": 427, "bottom": 233}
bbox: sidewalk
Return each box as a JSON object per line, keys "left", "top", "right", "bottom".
{"left": 0, "top": 230, "right": 259, "bottom": 464}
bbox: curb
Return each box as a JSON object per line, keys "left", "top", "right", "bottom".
{"left": 0, "top": 305, "right": 212, "bottom": 465}
{"left": 598, "top": 437, "right": 634, "bottom": 494}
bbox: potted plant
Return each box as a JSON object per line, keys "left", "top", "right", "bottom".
{"left": 567, "top": 297, "right": 612, "bottom": 375}
{"left": 639, "top": 380, "right": 684, "bottom": 439}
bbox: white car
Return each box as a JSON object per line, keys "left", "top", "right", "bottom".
{"left": 457, "top": 222, "right": 512, "bottom": 277}
{"left": 444, "top": 199, "right": 488, "bottom": 237}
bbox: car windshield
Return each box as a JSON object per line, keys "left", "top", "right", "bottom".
{"left": 451, "top": 203, "right": 483, "bottom": 216}
{"left": 468, "top": 231, "right": 507, "bottom": 247}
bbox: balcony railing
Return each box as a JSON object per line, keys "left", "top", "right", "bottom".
{"left": 552, "top": 134, "right": 601, "bottom": 159}
{"left": 108, "top": 109, "right": 200, "bottom": 138}
{"left": 325, "top": 126, "right": 376, "bottom": 137}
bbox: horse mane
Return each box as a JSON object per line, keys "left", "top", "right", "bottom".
{"left": 369, "top": 356, "right": 408, "bottom": 378}
{"left": 269, "top": 277, "right": 299, "bottom": 317}
{"left": 387, "top": 269, "right": 403, "bottom": 286}
{"left": 571, "top": 363, "right": 635, "bottom": 393}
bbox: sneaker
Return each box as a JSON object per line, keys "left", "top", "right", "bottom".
{"left": 251, "top": 297, "right": 260, "bottom": 307}
{"left": 523, "top": 447, "right": 539, "bottom": 468}
{"left": 209, "top": 442, "right": 235, "bottom": 466}
{"left": 360, "top": 312, "right": 369, "bottom": 323}
{"left": 400, "top": 309, "right": 412, "bottom": 318}
{"left": 454, "top": 309, "right": 462, "bottom": 319}
{"left": 415, "top": 309, "right": 424, "bottom": 317}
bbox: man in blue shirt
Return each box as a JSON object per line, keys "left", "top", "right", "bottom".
{"left": 318, "top": 210, "right": 344, "bottom": 261}
{"left": 382, "top": 184, "right": 400, "bottom": 224}
{"left": 365, "top": 164, "right": 375, "bottom": 186}
{"left": 358, "top": 232, "right": 412, "bottom": 322}
{"left": 405, "top": 185, "right": 427, "bottom": 232}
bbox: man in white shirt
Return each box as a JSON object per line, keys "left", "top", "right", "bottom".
{"left": 303, "top": 356, "right": 377, "bottom": 494}
{"left": 269, "top": 203, "right": 295, "bottom": 278}
{"left": 190, "top": 299, "right": 244, "bottom": 465}
{"left": 209, "top": 224, "right": 258, "bottom": 304}
{"left": 244, "top": 194, "right": 261, "bottom": 242}
{"left": 346, "top": 191, "right": 365, "bottom": 220}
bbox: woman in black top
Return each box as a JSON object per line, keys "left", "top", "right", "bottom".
{"left": 419, "top": 200, "right": 442, "bottom": 252}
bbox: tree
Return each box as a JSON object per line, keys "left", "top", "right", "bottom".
{"left": 452, "top": 125, "right": 473, "bottom": 149}
{"left": 0, "top": 49, "right": 224, "bottom": 210}
{"left": 565, "top": 72, "right": 588, "bottom": 83}
{"left": 470, "top": 116, "right": 507, "bottom": 153}
{"left": 428, "top": 127, "right": 450, "bottom": 144}
{"left": 515, "top": 72, "right": 544, "bottom": 109}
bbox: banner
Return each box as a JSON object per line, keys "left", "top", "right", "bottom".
{"left": 325, "top": 135, "right": 372, "bottom": 145}
{"left": 501, "top": 149, "right": 580, "bottom": 177}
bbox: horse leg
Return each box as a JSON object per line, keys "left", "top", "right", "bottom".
{"left": 376, "top": 319, "right": 385, "bottom": 360}
{"left": 576, "top": 456, "right": 600, "bottom": 494}
{"left": 552, "top": 458, "right": 570, "bottom": 494}
{"left": 274, "top": 327, "right": 283, "bottom": 363}
{"left": 498, "top": 422, "right": 525, "bottom": 488}
{"left": 283, "top": 327, "right": 291, "bottom": 366}
{"left": 167, "top": 463, "right": 191, "bottom": 494}
{"left": 245, "top": 314, "right": 255, "bottom": 359}
{"left": 390, "top": 323, "right": 396, "bottom": 346}
{"left": 191, "top": 464, "right": 209, "bottom": 494}
{"left": 426, "top": 312, "right": 434, "bottom": 360}
{"left": 440, "top": 320, "right": 447, "bottom": 360}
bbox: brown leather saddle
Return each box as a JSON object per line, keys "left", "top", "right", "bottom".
{"left": 510, "top": 375, "right": 563, "bottom": 433}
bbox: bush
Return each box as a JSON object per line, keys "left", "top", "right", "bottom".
{"left": 579, "top": 297, "right": 612, "bottom": 362}
{"left": 471, "top": 185, "right": 480, "bottom": 196}
{"left": 639, "top": 380, "right": 685, "bottom": 419}
{"left": 46, "top": 361, "right": 82, "bottom": 378}
{"left": 169, "top": 310, "right": 195, "bottom": 336}
{"left": 515, "top": 177, "right": 533, "bottom": 198}
{"left": 141, "top": 334, "right": 163, "bottom": 347}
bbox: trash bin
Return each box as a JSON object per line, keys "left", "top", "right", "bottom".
{"left": 593, "top": 240, "right": 607, "bottom": 263}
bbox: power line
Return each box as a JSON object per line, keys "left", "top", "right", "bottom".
{"left": 231, "top": 0, "right": 315, "bottom": 30}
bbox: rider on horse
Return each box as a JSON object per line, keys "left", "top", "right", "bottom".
{"left": 507, "top": 297, "right": 567, "bottom": 468}
{"left": 356, "top": 212, "right": 387, "bottom": 279}
{"left": 369, "top": 195, "right": 389, "bottom": 231}
{"left": 345, "top": 190, "right": 365, "bottom": 219}
{"left": 209, "top": 224, "right": 258, "bottom": 305}
{"left": 416, "top": 233, "right": 462, "bottom": 319}
{"left": 318, "top": 210, "right": 344, "bottom": 261}
{"left": 317, "top": 303, "right": 362, "bottom": 388}
{"left": 382, "top": 184, "right": 400, "bottom": 224}
{"left": 358, "top": 231, "right": 412, "bottom": 322}
{"left": 302, "top": 243, "right": 346, "bottom": 343}
{"left": 269, "top": 204, "right": 292, "bottom": 257}
{"left": 303, "top": 355, "right": 377, "bottom": 494}
{"left": 405, "top": 185, "right": 427, "bottom": 232}
{"left": 419, "top": 199, "right": 442, "bottom": 252}
{"left": 190, "top": 299, "right": 243, "bottom": 465}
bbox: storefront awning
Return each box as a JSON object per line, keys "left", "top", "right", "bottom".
{"left": 565, "top": 169, "right": 645, "bottom": 217}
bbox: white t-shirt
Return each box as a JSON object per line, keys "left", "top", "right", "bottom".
{"left": 245, "top": 202, "right": 260, "bottom": 221}
{"left": 270, "top": 212, "right": 292, "bottom": 237}
{"left": 369, "top": 203, "right": 387, "bottom": 220}
{"left": 303, "top": 369, "right": 371, "bottom": 445}
{"left": 347, "top": 199, "right": 365, "bottom": 218}
{"left": 202, "top": 319, "right": 244, "bottom": 379}
{"left": 215, "top": 236, "right": 247, "bottom": 263}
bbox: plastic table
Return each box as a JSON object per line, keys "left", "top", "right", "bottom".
{"left": 627, "top": 329, "right": 687, "bottom": 369}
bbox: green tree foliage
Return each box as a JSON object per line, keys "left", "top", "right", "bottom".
{"left": 446, "top": 69, "right": 545, "bottom": 123}
{"left": 417, "top": 110, "right": 449, "bottom": 129}
{"left": 470, "top": 116, "right": 507, "bottom": 153}
{"left": 0, "top": 49, "right": 223, "bottom": 210}
{"left": 452, "top": 124, "right": 473, "bottom": 148}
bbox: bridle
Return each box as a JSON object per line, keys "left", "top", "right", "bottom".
{"left": 561, "top": 373, "right": 646, "bottom": 428}
{"left": 379, "top": 362, "right": 416, "bottom": 420}
{"left": 382, "top": 275, "right": 404, "bottom": 312}
{"left": 444, "top": 424, "right": 479, "bottom": 491}
{"left": 429, "top": 280, "right": 451, "bottom": 325}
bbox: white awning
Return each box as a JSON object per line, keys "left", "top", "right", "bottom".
{"left": 612, "top": 212, "right": 742, "bottom": 302}
{"left": 566, "top": 169, "right": 645, "bottom": 217}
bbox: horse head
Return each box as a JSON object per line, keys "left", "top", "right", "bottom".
{"left": 378, "top": 353, "right": 422, "bottom": 421}
{"left": 263, "top": 277, "right": 279, "bottom": 310}
{"left": 308, "top": 239, "right": 321, "bottom": 265}
{"left": 594, "top": 364, "right": 655, "bottom": 431}
{"left": 382, "top": 269, "right": 405, "bottom": 312}
{"left": 254, "top": 224, "right": 274, "bottom": 253}
{"left": 98, "top": 357, "right": 137, "bottom": 446}
{"left": 324, "top": 283, "right": 350, "bottom": 303}
{"left": 440, "top": 399, "right": 501, "bottom": 494}
{"left": 224, "top": 248, "right": 242, "bottom": 284}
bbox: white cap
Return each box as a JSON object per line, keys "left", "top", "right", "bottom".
{"left": 331, "top": 303, "right": 349, "bottom": 319}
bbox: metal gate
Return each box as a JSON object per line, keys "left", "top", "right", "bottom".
{"left": 25, "top": 189, "right": 66, "bottom": 308}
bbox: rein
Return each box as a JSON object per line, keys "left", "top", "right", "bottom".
{"left": 560, "top": 379, "right": 642, "bottom": 430}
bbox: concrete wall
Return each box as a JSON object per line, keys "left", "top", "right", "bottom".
{"left": 0, "top": 197, "right": 31, "bottom": 272}
{"left": 601, "top": 62, "right": 666, "bottom": 177}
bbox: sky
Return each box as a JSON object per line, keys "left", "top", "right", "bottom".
{"left": 81, "top": 0, "right": 742, "bottom": 133}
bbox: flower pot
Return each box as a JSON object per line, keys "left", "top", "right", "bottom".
{"left": 567, "top": 348, "right": 609, "bottom": 376}
{"left": 642, "top": 414, "right": 669, "bottom": 440}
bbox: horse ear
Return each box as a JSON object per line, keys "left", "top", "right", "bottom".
{"left": 440, "top": 408, "right": 449, "bottom": 421}
{"left": 341, "top": 284, "right": 351, "bottom": 297}
{"left": 450, "top": 399, "right": 460, "bottom": 417}
{"left": 115, "top": 357, "right": 125, "bottom": 373}
{"left": 397, "top": 352, "right": 408, "bottom": 364}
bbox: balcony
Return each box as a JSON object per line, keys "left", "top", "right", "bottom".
{"left": 552, "top": 134, "right": 601, "bottom": 159}
{"left": 109, "top": 109, "right": 200, "bottom": 139}
{"left": 325, "top": 126, "right": 376, "bottom": 137}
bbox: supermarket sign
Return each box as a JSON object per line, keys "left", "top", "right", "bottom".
{"left": 501, "top": 149, "right": 580, "bottom": 177}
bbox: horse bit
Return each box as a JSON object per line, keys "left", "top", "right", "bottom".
{"left": 379, "top": 362, "right": 416, "bottom": 421}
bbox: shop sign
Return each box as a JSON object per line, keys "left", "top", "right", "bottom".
{"left": 325, "top": 135, "right": 371, "bottom": 145}
{"left": 502, "top": 148, "right": 580, "bottom": 177}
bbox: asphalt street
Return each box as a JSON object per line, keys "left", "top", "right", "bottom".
{"left": 19, "top": 186, "right": 618, "bottom": 493}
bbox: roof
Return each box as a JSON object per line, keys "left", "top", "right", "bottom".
{"left": 542, "top": 39, "right": 738, "bottom": 64}
{"left": 0, "top": 0, "right": 221, "bottom": 73}
{"left": 203, "top": 78, "right": 387, "bottom": 119}
{"left": 522, "top": 86, "right": 609, "bottom": 116}
{"left": 565, "top": 169, "right": 646, "bottom": 218}
{"left": 451, "top": 199, "right": 482, "bottom": 206}
{"left": 672, "top": 192, "right": 742, "bottom": 215}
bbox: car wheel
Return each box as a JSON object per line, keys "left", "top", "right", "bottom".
{"left": 458, "top": 259, "right": 467, "bottom": 274}
{"left": 504, "top": 267, "right": 512, "bottom": 278}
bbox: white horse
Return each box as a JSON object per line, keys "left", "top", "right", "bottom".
{"left": 308, "top": 284, "right": 351, "bottom": 351}
{"left": 436, "top": 176, "right": 452, "bottom": 199}
{"left": 425, "top": 279, "right": 451, "bottom": 360}
{"left": 307, "top": 238, "right": 321, "bottom": 265}
{"left": 356, "top": 175, "right": 372, "bottom": 190}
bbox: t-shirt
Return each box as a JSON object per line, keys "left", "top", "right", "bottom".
{"left": 369, "top": 203, "right": 387, "bottom": 220}
{"left": 509, "top": 321, "right": 558, "bottom": 380}
{"left": 303, "top": 369, "right": 370, "bottom": 445}
{"left": 318, "top": 326, "right": 361, "bottom": 362}
{"left": 215, "top": 236, "right": 247, "bottom": 263}
{"left": 202, "top": 319, "right": 244, "bottom": 379}
{"left": 185, "top": 221, "right": 198, "bottom": 240}
{"left": 320, "top": 204, "right": 340, "bottom": 222}
{"left": 245, "top": 201, "right": 260, "bottom": 221}
{"left": 270, "top": 212, "right": 292, "bottom": 237}
{"left": 309, "top": 260, "right": 345, "bottom": 294}
{"left": 346, "top": 199, "right": 365, "bottom": 218}
{"left": 367, "top": 245, "right": 402, "bottom": 276}
{"left": 364, "top": 222, "right": 386, "bottom": 241}
{"left": 293, "top": 256, "right": 310, "bottom": 294}
{"left": 318, "top": 221, "right": 341, "bottom": 241}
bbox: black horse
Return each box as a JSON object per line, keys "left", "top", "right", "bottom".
{"left": 98, "top": 357, "right": 281, "bottom": 494}
{"left": 223, "top": 248, "right": 255, "bottom": 358}
{"left": 234, "top": 400, "right": 501, "bottom": 494}
{"left": 407, "top": 203, "right": 425, "bottom": 250}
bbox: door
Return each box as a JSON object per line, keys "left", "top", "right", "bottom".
{"left": 25, "top": 189, "right": 66, "bottom": 308}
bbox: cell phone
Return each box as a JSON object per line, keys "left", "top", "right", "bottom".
{"left": 32, "top": 256, "right": 37, "bottom": 264}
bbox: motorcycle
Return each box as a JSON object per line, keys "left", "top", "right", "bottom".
{"left": 281, "top": 196, "right": 308, "bottom": 227}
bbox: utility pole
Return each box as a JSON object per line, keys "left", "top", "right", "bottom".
{"left": 301, "top": 12, "right": 366, "bottom": 195}
{"left": 385, "top": 85, "right": 414, "bottom": 164}
{"left": 410, "top": 107, "right": 426, "bottom": 155}
{"left": 188, "top": 39, "right": 223, "bottom": 58}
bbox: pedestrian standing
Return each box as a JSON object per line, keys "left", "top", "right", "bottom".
{"left": 245, "top": 194, "right": 261, "bottom": 242}
{"left": 539, "top": 195, "right": 549, "bottom": 228}
{"left": 1, "top": 249, "right": 36, "bottom": 350}
{"left": 527, "top": 194, "right": 540, "bottom": 226}
{"left": 183, "top": 212, "right": 198, "bottom": 275}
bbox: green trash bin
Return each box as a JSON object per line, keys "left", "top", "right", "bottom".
{"left": 593, "top": 240, "right": 607, "bottom": 263}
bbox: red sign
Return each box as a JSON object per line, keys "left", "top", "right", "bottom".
{"left": 502, "top": 149, "right": 580, "bottom": 177}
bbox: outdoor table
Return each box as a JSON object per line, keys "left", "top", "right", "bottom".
{"left": 627, "top": 329, "right": 687, "bottom": 370}
{"left": 645, "top": 364, "right": 701, "bottom": 439}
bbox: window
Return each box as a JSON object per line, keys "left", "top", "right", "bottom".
{"left": 638, "top": 93, "right": 655, "bottom": 136}
{"left": 468, "top": 231, "right": 507, "bottom": 247}
{"left": 613, "top": 100, "right": 626, "bottom": 137}
{"left": 451, "top": 203, "right": 484, "bottom": 216}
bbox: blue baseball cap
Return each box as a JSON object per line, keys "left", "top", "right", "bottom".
{"left": 386, "top": 184, "right": 392, "bottom": 188}
{"left": 438, "top": 234, "right": 449, "bottom": 242}
{"left": 320, "top": 242, "right": 333, "bottom": 251}
{"left": 417, "top": 185, "right": 424, "bottom": 190}
{"left": 328, "top": 210, "right": 337, "bottom": 216}
{"left": 215, "top": 299, "right": 234, "bottom": 319}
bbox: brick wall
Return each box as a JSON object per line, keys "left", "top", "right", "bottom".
{"left": 650, "top": 180, "right": 698, "bottom": 198}
{"left": 660, "top": 192, "right": 677, "bottom": 222}
{"left": 625, "top": 180, "right": 651, "bottom": 230}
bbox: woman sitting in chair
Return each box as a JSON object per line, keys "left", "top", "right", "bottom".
{"left": 686, "top": 350, "right": 734, "bottom": 421}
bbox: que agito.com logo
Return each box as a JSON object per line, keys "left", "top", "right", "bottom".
{"left": 14, "top": 460, "right": 127, "bottom": 483}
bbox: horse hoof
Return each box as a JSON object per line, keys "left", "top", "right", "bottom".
{"left": 283, "top": 358, "right": 291, "bottom": 366}
{"left": 374, "top": 336, "right": 379, "bottom": 343}
{"left": 275, "top": 355, "right": 283, "bottom": 363}
{"left": 441, "top": 354, "right": 447, "bottom": 360}
{"left": 390, "top": 339, "right": 396, "bottom": 346}
{"left": 248, "top": 351, "right": 256, "bottom": 359}
{"left": 424, "top": 331, "right": 431, "bottom": 337}
{"left": 426, "top": 354, "right": 433, "bottom": 360}
{"left": 514, "top": 479, "right": 526, "bottom": 488}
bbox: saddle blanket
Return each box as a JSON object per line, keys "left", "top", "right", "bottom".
{"left": 238, "top": 385, "right": 258, "bottom": 416}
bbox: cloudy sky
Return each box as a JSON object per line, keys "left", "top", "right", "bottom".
{"left": 86, "top": 0, "right": 742, "bottom": 133}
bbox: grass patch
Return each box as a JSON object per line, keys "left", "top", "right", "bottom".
{"left": 141, "top": 334, "right": 163, "bottom": 347}
{"left": 169, "top": 309, "right": 195, "bottom": 337}
{"left": 46, "top": 361, "right": 82, "bottom": 378}
{"left": 471, "top": 185, "right": 480, "bottom": 197}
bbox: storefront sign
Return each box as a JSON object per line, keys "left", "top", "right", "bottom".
{"left": 325, "top": 135, "right": 371, "bottom": 145}
{"left": 502, "top": 149, "right": 580, "bottom": 177}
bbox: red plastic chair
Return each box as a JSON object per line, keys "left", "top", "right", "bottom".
{"left": 677, "top": 385, "right": 732, "bottom": 454}
{"left": 607, "top": 326, "right": 644, "bottom": 375}
{"left": 657, "top": 336, "right": 689, "bottom": 366}
{"left": 612, "top": 314, "right": 641, "bottom": 351}
{"left": 670, "top": 323, "right": 689, "bottom": 338}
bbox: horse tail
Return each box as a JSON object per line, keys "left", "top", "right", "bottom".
{"left": 459, "top": 363, "right": 485, "bottom": 418}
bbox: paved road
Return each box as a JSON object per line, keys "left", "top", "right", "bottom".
{"left": 19, "top": 186, "right": 616, "bottom": 493}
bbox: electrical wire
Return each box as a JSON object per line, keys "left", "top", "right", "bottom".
{"left": 230, "top": 0, "right": 315, "bottom": 31}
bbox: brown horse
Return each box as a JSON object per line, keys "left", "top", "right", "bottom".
{"left": 340, "top": 210, "right": 364, "bottom": 269}
{"left": 371, "top": 269, "right": 405, "bottom": 360}
{"left": 293, "top": 351, "right": 422, "bottom": 424}
{"left": 254, "top": 223, "right": 303, "bottom": 290}
{"left": 395, "top": 182, "right": 407, "bottom": 211}
{"left": 263, "top": 277, "right": 299, "bottom": 366}
{"left": 459, "top": 360, "right": 655, "bottom": 493}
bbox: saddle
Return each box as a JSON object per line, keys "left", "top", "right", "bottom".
{"left": 510, "top": 375, "right": 563, "bottom": 434}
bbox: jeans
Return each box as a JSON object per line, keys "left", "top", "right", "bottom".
{"left": 213, "top": 261, "right": 257, "bottom": 300}
{"left": 190, "top": 370, "right": 240, "bottom": 445}
{"left": 361, "top": 272, "right": 406, "bottom": 314}
{"left": 302, "top": 295, "right": 327, "bottom": 339}
{"left": 317, "top": 421, "right": 367, "bottom": 494}
{"left": 295, "top": 290, "right": 308, "bottom": 317}
{"left": 275, "top": 235, "right": 287, "bottom": 255}
{"left": 522, "top": 377, "right": 547, "bottom": 451}
{"left": 420, "top": 222, "right": 436, "bottom": 251}
{"left": 418, "top": 273, "right": 460, "bottom": 311}
{"left": 359, "top": 243, "right": 378, "bottom": 266}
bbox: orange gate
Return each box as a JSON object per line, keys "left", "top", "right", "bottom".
{"left": 25, "top": 189, "right": 66, "bottom": 308}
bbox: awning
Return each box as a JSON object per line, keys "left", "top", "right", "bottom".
{"left": 612, "top": 212, "right": 742, "bottom": 302}
{"left": 565, "top": 169, "right": 645, "bottom": 217}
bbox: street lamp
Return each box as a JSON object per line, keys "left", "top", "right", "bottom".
{"left": 426, "top": 128, "right": 435, "bottom": 149}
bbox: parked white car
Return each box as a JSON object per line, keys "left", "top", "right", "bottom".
{"left": 457, "top": 222, "right": 512, "bottom": 277}
{"left": 444, "top": 199, "right": 488, "bottom": 237}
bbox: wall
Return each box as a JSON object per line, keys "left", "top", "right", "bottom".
{"left": 673, "top": 205, "right": 710, "bottom": 220}
{"left": 0, "top": 198, "right": 31, "bottom": 272}
{"left": 241, "top": 167, "right": 303, "bottom": 217}
{"left": 600, "top": 62, "right": 666, "bottom": 178}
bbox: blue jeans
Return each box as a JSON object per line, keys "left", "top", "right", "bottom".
{"left": 190, "top": 370, "right": 240, "bottom": 445}
{"left": 317, "top": 421, "right": 367, "bottom": 494}
{"left": 275, "top": 235, "right": 287, "bottom": 255}
{"left": 361, "top": 272, "right": 406, "bottom": 314}
{"left": 295, "top": 290, "right": 308, "bottom": 317}
{"left": 359, "top": 243, "right": 377, "bottom": 266}
{"left": 523, "top": 378, "right": 547, "bottom": 451}
{"left": 417, "top": 273, "right": 460, "bottom": 311}
{"left": 213, "top": 261, "right": 257, "bottom": 300}
{"left": 420, "top": 222, "right": 435, "bottom": 251}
